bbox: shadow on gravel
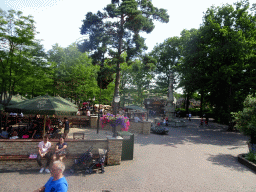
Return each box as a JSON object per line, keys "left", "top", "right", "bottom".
{"left": 206, "top": 153, "right": 255, "bottom": 173}
{"left": 134, "top": 119, "right": 248, "bottom": 147}
{"left": 0, "top": 169, "right": 92, "bottom": 177}
{"left": 0, "top": 169, "right": 45, "bottom": 174}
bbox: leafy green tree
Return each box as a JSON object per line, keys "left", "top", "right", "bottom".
{"left": 198, "top": 0, "right": 256, "bottom": 125}
{"left": 79, "top": 0, "right": 169, "bottom": 111}
{"left": 47, "top": 43, "right": 100, "bottom": 104}
{"left": 128, "top": 55, "right": 156, "bottom": 106}
{"left": 175, "top": 1, "right": 256, "bottom": 124}
{"left": 232, "top": 95, "right": 256, "bottom": 143}
{"left": 47, "top": 43, "right": 67, "bottom": 96}
{"left": 151, "top": 36, "right": 181, "bottom": 95}
{"left": 177, "top": 28, "right": 209, "bottom": 114}
{"left": 0, "top": 9, "right": 41, "bottom": 105}
{"left": 14, "top": 41, "right": 53, "bottom": 98}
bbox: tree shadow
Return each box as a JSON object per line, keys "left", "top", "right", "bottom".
{"left": 206, "top": 153, "right": 256, "bottom": 173}
{"left": 0, "top": 169, "right": 47, "bottom": 174}
{"left": 134, "top": 119, "right": 248, "bottom": 147}
{"left": 0, "top": 168, "right": 90, "bottom": 177}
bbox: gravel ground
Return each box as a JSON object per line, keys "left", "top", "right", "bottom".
{"left": 0, "top": 118, "right": 255, "bottom": 192}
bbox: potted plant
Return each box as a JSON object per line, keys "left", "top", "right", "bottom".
{"left": 232, "top": 95, "right": 256, "bottom": 153}
{"left": 100, "top": 113, "right": 130, "bottom": 131}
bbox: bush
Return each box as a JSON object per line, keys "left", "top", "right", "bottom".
{"left": 245, "top": 152, "right": 256, "bottom": 164}
{"left": 175, "top": 108, "right": 214, "bottom": 118}
{"left": 232, "top": 95, "right": 256, "bottom": 143}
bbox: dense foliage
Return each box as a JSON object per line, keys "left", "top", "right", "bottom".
{"left": 232, "top": 95, "right": 256, "bottom": 143}
{"left": 0, "top": 9, "right": 47, "bottom": 105}
{"left": 2, "top": 1, "right": 255, "bottom": 119}
{"left": 79, "top": 0, "right": 169, "bottom": 110}
{"left": 151, "top": 0, "right": 256, "bottom": 126}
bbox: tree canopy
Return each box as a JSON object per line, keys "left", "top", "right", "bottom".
{"left": 0, "top": 9, "right": 46, "bottom": 105}
{"left": 79, "top": 0, "right": 169, "bottom": 110}
{"left": 150, "top": 0, "right": 256, "bottom": 125}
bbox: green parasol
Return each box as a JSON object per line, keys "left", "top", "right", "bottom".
{"left": 6, "top": 95, "right": 78, "bottom": 116}
{"left": 8, "top": 95, "right": 28, "bottom": 105}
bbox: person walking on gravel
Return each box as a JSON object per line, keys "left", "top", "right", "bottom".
{"left": 33, "top": 160, "right": 68, "bottom": 192}
{"left": 188, "top": 113, "right": 192, "bottom": 121}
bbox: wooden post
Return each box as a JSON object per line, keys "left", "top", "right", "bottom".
{"left": 43, "top": 115, "right": 46, "bottom": 136}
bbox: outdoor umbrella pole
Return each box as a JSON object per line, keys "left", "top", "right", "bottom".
{"left": 43, "top": 115, "right": 46, "bottom": 136}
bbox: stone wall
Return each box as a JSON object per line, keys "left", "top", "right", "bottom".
{"left": 0, "top": 158, "right": 78, "bottom": 171}
{"left": 106, "top": 136, "right": 123, "bottom": 165}
{"left": 91, "top": 118, "right": 151, "bottom": 135}
{"left": 0, "top": 139, "right": 107, "bottom": 156}
{"left": 0, "top": 137, "right": 122, "bottom": 171}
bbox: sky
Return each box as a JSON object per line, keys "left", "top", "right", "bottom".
{"left": 0, "top": 0, "right": 245, "bottom": 53}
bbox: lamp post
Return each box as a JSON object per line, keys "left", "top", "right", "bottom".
{"left": 147, "top": 100, "right": 150, "bottom": 121}
{"left": 92, "top": 96, "right": 95, "bottom": 114}
{"left": 113, "top": 92, "right": 120, "bottom": 137}
{"left": 97, "top": 102, "right": 101, "bottom": 134}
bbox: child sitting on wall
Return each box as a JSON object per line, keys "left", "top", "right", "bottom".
{"left": 10, "top": 131, "right": 19, "bottom": 139}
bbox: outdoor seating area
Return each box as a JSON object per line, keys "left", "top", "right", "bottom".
{"left": 1, "top": 1, "right": 256, "bottom": 190}
{"left": 0, "top": 115, "right": 64, "bottom": 140}
{"left": 0, "top": 133, "right": 123, "bottom": 171}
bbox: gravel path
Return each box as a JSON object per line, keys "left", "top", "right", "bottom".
{"left": 1, "top": 118, "right": 255, "bottom": 192}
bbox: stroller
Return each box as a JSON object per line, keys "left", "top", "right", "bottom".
{"left": 87, "top": 148, "right": 107, "bottom": 174}
{"left": 69, "top": 147, "right": 107, "bottom": 174}
{"left": 49, "top": 126, "right": 61, "bottom": 139}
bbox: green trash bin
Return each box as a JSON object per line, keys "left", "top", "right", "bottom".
{"left": 117, "top": 131, "right": 134, "bottom": 160}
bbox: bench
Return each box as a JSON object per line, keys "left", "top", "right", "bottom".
{"left": 0, "top": 154, "right": 105, "bottom": 161}
{"left": 0, "top": 155, "right": 31, "bottom": 160}
{"left": 0, "top": 152, "right": 107, "bottom": 166}
{"left": 73, "top": 133, "right": 84, "bottom": 139}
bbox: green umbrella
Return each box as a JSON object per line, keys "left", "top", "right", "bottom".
{"left": 56, "top": 96, "right": 78, "bottom": 108}
{"left": 8, "top": 95, "right": 28, "bottom": 105}
{"left": 6, "top": 95, "right": 78, "bottom": 116}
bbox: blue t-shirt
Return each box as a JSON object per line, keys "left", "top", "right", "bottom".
{"left": 0, "top": 131, "right": 9, "bottom": 138}
{"left": 56, "top": 142, "right": 67, "bottom": 150}
{"left": 45, "top": 176, "right": 68, "bottom": 192}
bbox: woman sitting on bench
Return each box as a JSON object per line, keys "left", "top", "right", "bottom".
{"left": 53, "top": 136, "right": 67, "bottom": 162}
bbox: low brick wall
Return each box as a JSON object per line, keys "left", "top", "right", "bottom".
{"left": 92, "top": 119, "right": 151, "bottom": 134}
{"left": 0, "top": 139, "right": 107, "bottom": 155}
{"left": 0, "top": 158, "right": 83, "bottom": 171}
{"left": 106, "top": 136, "right": 123, "bottom": 165}
{"left": 0, "top": 137, "right": 123, "bottom": 171}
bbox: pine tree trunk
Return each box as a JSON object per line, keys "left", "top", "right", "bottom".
{"left": 113, "top": 14, "right": 124, "bottom": 113}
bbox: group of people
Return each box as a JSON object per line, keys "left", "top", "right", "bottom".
{"left": 0, "top": 126, "right": 26, "bottom": 139}
{"left": 0, "top": 113, "right": 69, "bottom": 191}
{"left": 37, "top": 135, "right": 68, "bottom": 173}
{"left": 9, "top": 112, "right": 24, "bottom": 117}
{"left": 33, "top": 135, "right": 68, "bottom": 191}
{"left": 157, "top": 117, "right": 169, "bottom": 126}
{"left": 0, "top": 115, "right": 70, "bottom": 140}
{"left": 0, "top": 111, "right": 23, "bottom": 128}
{"left": 200, "top": 115, "right": 209, "bottom": 126}
{"left": 77, "top": 108, "right": 91, "bottom": 116}
{"left": 78, "top": 103, "right": 93, "bottom": 116}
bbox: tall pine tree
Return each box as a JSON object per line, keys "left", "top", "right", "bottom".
{"left": 79, "top": 0, "right": 169, "bottom": 111}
